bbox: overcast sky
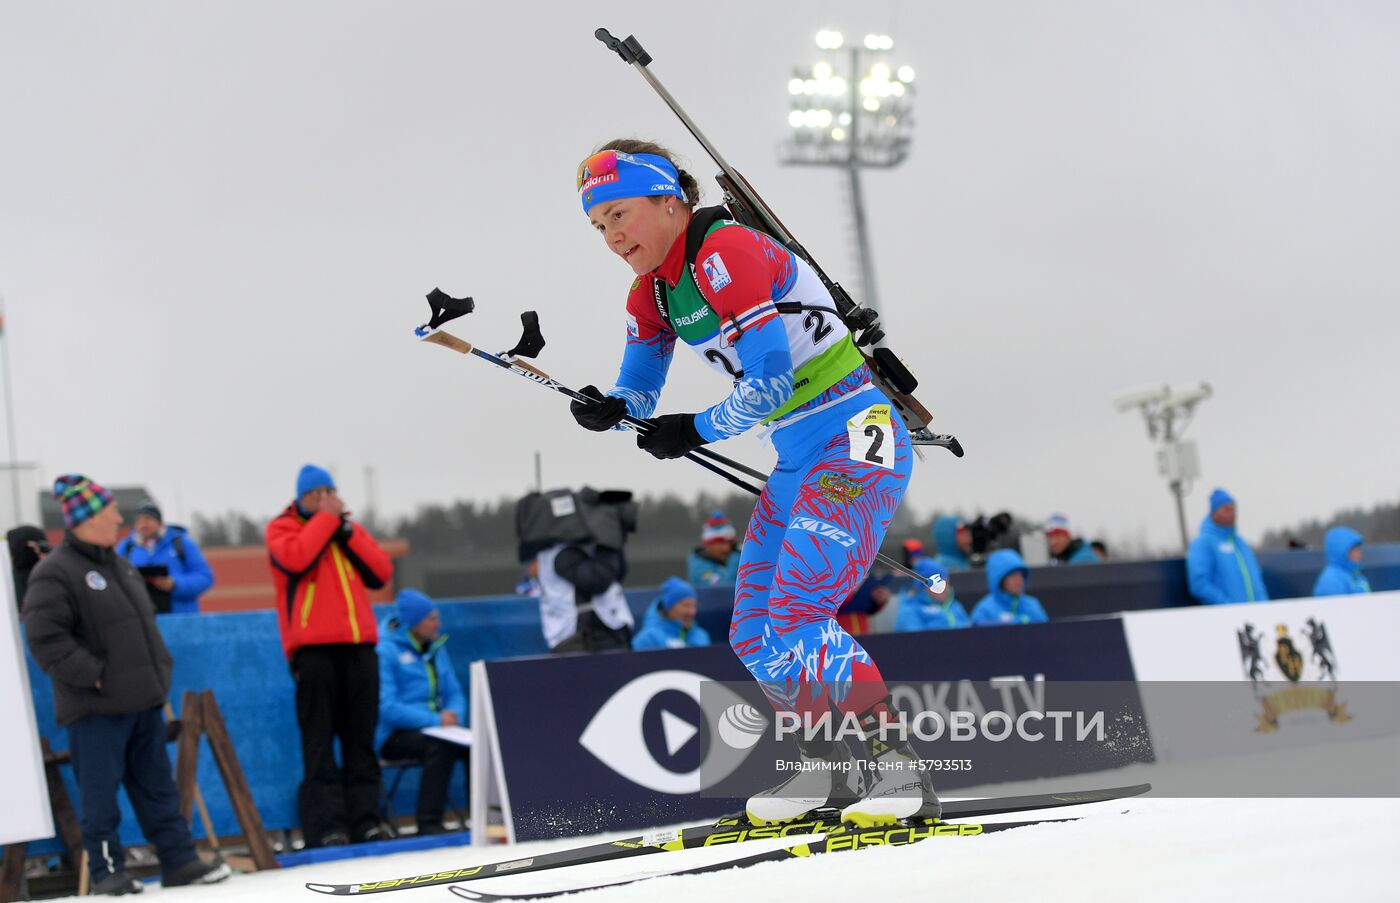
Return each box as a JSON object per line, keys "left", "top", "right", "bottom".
{"left": 1, "top": 0, "right": 1396, "bottom": 551}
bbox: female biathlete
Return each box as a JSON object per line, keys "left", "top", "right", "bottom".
{"left": 570, "top": 140, "right": 941, "bottom": 826}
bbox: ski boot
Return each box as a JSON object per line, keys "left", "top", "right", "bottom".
{"left": 746, "top": 736, "right": 862, "bottom": 825}
{"left": 841, "top": 699, "right": 942, "bottom": 827}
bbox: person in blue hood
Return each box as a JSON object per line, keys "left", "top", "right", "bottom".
{"left": 116, "top": 500, "right": 215, "bottom": 614}
{"left": 930, "top": 515, "right": 972, "bottom": 572}
{"left": 1186, "top": 488, "right": 1269, "bottom": 605}
{"left": 632, "top": 577, "right": 711, "bottom": 650}
{"left": 1313, "top": 527, "right": 1371, "bottom": 597}
{"left": 895, "top": 558, "right": 969, "bottom": 631}
{"left": 971, "top": 549, "right": 1048, "bottom": 625}
{"left": 376, "top": 589, "right": 469, "bottom": 835}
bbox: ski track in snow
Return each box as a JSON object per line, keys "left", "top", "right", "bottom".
{"left": 33, "top": 743, "right": 1399, "bottom": 902}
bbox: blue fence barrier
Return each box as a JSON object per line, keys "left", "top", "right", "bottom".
{"left": 14, "top": 542, "right": 1397, "bottom": 853}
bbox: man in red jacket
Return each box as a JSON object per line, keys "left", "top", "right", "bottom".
{"left": 267, "top": 464, "right": 393, "bottom": 847}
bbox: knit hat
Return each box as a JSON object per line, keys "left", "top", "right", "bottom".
{"left": 296, "top": 464, "right": 336, "bottom": 498}
{"left": 659, "top": 577, "right": 697, "bottom": 611}
{"left": 1209, "top": 488, "right": 1235, "bottom": 514}
{"left": 53, "top": 474, "right": 114, "bottom": 530}
{"left": 135, "top": 499, "right": 163, "bottom": 522}
{"left": 701, "top": 510, "right": 736, "bottom": 544}
{"left": 1043, "top": 513, "right": 1072, "bottom": 537}
{"left": 395, "top": 589, "right": 435, "bottom": 630}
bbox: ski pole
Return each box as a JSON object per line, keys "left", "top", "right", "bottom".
{"left": 417, "top": 326, "right": 944, "bottom": 594}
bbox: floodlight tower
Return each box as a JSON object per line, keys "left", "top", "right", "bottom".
{"left": 780, "top": 29, "right": 917, "bottom": 313}
{"left": 1114, "top": 383, "right": 1214, "bottom": 552}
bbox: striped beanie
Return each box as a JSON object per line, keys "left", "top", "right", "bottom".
{"left": 53, "top": 474, "right": 114, "bottom": 529}
{"left": 1043, "top": 513, "right": 1072, "bottom": 537}
{"left": 701, "top": 510, "right": 736, "bottom": 543}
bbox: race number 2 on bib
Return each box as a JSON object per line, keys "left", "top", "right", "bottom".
{"left": 847, "top": 404, "right": 894, "bottom": 470}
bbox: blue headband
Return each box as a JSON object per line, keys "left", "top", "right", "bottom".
{"left": 579, "top": 150, "right": 685, "bottom": 213}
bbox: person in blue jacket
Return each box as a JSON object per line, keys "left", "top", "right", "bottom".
{"left": 895, "top": 558, "right": 969, "bottom": 631}
{"left": 686, "top": 511, "right": 742, "bottom": 587}
{"left": 1044, "top": 513, "right": 1101, "bottom": 565}
{"left": 971, "top": 549, "right": 1048, "bottom": 626}
{"left": 1313, "top": 527, "right": 1371, "bottom": 597}
{"left": 930, "top": 515, "right": 971, "bottom": 572}
{"left": 116, "top": 499, "right": 214, "bottom": 614}
{"left": 1186, "top": 488, "right": 1269, "bottom": 605}
{"left": 632, "top": 577, "right": 711, "bottom": 650}
{"left": 376, "top": 589, "right": 469, "bottom": 835}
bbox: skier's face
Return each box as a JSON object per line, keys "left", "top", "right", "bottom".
{"left": 589, "top": 196, "right": 685, "bottom": 276}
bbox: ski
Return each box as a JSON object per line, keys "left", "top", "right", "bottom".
{"left": 446, "top": 817, "right": 1077, "bottom": 901}
{"left": 303, "top": 783, "right": 1148, "bottom": 895}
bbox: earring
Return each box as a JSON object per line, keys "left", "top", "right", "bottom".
{"left": 668, "top": 207, "right": 675, "bottom": 215}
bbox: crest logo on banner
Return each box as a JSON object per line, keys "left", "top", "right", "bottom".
{"left": 1237, "top": 617, "right": 1350, "bottom": 732}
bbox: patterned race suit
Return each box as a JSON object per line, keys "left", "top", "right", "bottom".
{"left": 608, "top": 217, "right": 910, "bottom": 718}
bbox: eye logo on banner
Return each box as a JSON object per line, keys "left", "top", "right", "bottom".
{"left": 1237, "top": 617, "right": 1350, "bottom": 732}
{"left": 577, "top": 670, "right": 766, "bottom": 794}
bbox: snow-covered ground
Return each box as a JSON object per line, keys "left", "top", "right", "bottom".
{"left": 36, "top": 739, "right": 1400, "bottom": 902}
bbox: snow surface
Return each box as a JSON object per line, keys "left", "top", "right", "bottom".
{"left": 37, "top": 740, "right": 1400, "bottom": 902}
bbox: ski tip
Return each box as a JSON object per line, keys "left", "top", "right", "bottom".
{"left": 304, "top": 883, "right": 338, "bottom": 895}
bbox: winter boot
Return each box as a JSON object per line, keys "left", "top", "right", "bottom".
{"left": 840, "top": 698, "right": 941, "bottom": 826}
{"left": 746, "top": 736, "right": 862, "bottom": 825}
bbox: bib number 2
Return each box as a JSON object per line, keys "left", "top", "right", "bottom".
{"left": 847, "top": 404, "right": 894, "bottom": 470}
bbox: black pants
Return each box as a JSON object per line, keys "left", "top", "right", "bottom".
{"left": 551, "top": 610, "right": 632, "bottom": 653}
{"left": 292, "top": 643, "right": 381, "bottom": 845}
{"left": 380, "top": 730, "right": 471, "bottom": 827}
{"left": 67, "top": 706, "right": 196, "bottom": 881}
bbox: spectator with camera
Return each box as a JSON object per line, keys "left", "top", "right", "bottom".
{"left": 895, "top": 558, "right": 969, "bottom": 631}
{"left": 116, "top": 499, "right": 215, "bottom": 613}
{"left": 687, "top": 510, "right": 741, "bottom": 587}
{"left": 1187, "top": 488, "right": 1268, "bottom": 605}
{"left": 517, "top": 487, "right": 637, "bottom": 653}
{"left": 376, "top": 589, "right": 470, "bottom": 836}
{"left": 1313, "top": 527, "right": 1371, "bottom": 597}
{"left": 970, "top": 549, "right": 1048, "bottom": 625}
{"left": 23, "top": 475, "right": 230, "bottom": 893}
{"left": 1044, "top": 513, "right": 1101, "bottom": 565}
{"left": 267, "top": 464, "right": 394, "bottom": 847}
{"left": 632, "top": 577, "right": 711, "bottom": 650}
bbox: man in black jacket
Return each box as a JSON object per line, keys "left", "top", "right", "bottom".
{"left": 23, "top": 474, "right": 230, "bottom": 895}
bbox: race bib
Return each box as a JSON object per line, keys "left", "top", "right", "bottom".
{"left": 847, "top": 404, "right": 894, "bottom": 470}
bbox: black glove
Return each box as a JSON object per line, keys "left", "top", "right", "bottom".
{"left": 637, "top": 413, "right": 707, "bottom": 460}
{"left": 570, "top": 385, "right": 628, "bottom": 432}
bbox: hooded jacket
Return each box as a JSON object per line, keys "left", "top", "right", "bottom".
{"left": 1312, "top": 527, "right": 1370, "bottom": 597}
{"left": 1186, "top": 515, "right": 1268, "bottom": 605}
{"left": 22, "top": 534, "right": 174, "bottom": 725}
{"left": 894, "top": 588, "right": 971, "bottom": 632}
{"left": 117, "top": 525, "right": 215, "bottom": 614}
{"left": 631, "top": 600, "right": 712, "bottom": 651}
{"left": 266, "top": 505, "right": 393, "bottom": 659}
{"left": 375, "top": 617, "right": 467, "bottom": 751}
{"left": 931, "top": 516, "right": 970, "bottom": 572}
{"left": 970, "top": 550, "right": 1048, "bottom": 625}
{"left": 1049, "top": 537, "right": 1101, "bottom": 565}
{"left": 686, "top": 546, "right": 742, "bottom": 587}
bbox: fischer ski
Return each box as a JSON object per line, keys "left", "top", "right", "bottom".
{"left": 304, "top": 783, "right": 1149, "bottom": 895}
{"left": 446, "top": 817, "right": 1080, "bottom": 902}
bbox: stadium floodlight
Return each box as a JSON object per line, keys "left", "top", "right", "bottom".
{"left": 781, "top": 29, "right": 918, "bottom": 314}
{"left": 1114, "top": 382, "right": 1214, "bottom": 552}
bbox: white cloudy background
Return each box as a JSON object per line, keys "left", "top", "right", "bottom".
{"left": 1, "top": 0, "right": 1396, "bottom": 550}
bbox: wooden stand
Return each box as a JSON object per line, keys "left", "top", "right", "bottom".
{"left": 172, "top": 690, "right": 279, "bottom": 872}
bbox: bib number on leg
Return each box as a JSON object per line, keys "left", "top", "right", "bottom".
{"left": 847, "top": 404, "right": 894, "bottom": 470}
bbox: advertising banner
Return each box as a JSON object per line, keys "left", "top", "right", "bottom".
{"left": 1121, "top": 593, "right": 1400, "bottom": 782}
{"left": 0, "top": 545, "right": 55, "bottom": 845}
{"left": 470, "top": 618, "right": 1146, "bottom": 843}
